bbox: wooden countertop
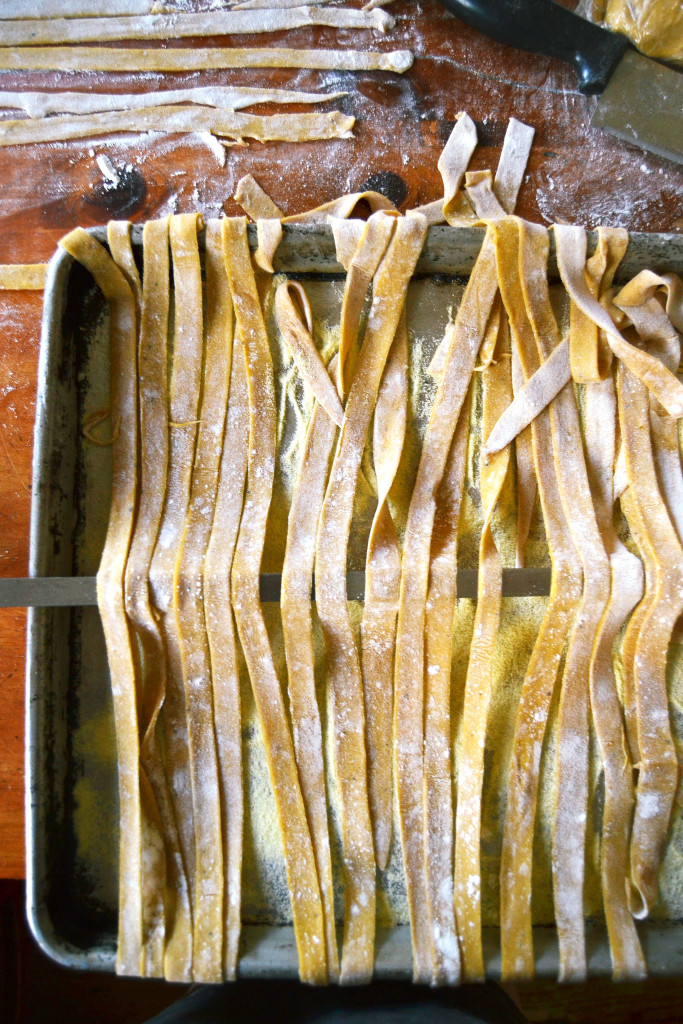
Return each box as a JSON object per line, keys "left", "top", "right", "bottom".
{"left": 0, "top": 0, "right": 681, "bottom": 879}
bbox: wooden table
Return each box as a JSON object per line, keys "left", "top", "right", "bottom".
{"left": 0, "top": 0, "right": 681, "bottom": 879}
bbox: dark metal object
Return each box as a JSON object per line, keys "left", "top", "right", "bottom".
{"left": 1, "top": 569, "right": 554, "bottom": 607}
{"left": 26, "top": 226, "right": 683, "bottom": 978}
{"left": 435, "top": 0, "right": 683, "bottom": 166}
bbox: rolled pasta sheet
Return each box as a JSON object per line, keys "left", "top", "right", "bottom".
{"left": 1, "top": 6, "right": 394, "bottom": 44}
{"left": 0, "top": 85, "right": 348, "bottom": 118}
{"left": 0, "top": 107, "right": 355, "bottom": 147}
{"left": 0, "top": 45, "right": 413, "bottom": 73}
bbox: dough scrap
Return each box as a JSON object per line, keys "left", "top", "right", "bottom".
{"left": 0, "top": 107, "right": 355, "bottom": 147}
{"left": 316, "top": 213, "right": 427, "bottom": 983}
{"left": 223, "top": 216, "right": 328, "bottom": 985}
{"left": 0, "top": 263, "right": 46, "bottom": 289}
{"left": 0, "top": 85, "right": 348, "bottom": 118}
{"left": 0, "top": 45, "right": 413, "bottom": 73}
{"left": 1, "top": 7, "right": 394, "bottom": 45}
{"left": 58, "top": 228, "right": 143, "bottom": 977}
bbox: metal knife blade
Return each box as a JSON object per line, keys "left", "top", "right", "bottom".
{"left": 592, "top": 49, "right": 683, "bottom": 166}
{"left": 435, "top": 0, "right": 683, "bottom": 166}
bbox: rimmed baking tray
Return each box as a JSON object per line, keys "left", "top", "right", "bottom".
{"left": 26, "top": 223, "right": 683, "bottom": 977}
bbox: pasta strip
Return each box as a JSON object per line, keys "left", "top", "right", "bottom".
{"left": 482, "top": 339, "right": 569, "bottom": 455}
{"left": 555, "top": 225, "right": 683, "bottom": 417}
{"left": 519, "top": 220, "right": 613, "bottom": 982}
{"left": 204, "top": 332, "right": 249, "bottom": 981}
{"left": 149, "top": 214, "right": 205, "bottom": 933}
{"left": 281, "top": 356, "right": 341, "bottom": 983}
{"left": 335, "top": 210, "right": 397, "bottom": 399}
{"left": 234, "top": 174, "right": 284, "bottom": 221}
{"left": 569, "top": 228, "right": 628, "bottom": 383}
{"left": 583, "top": 376, "right": 646, "bottom": 979}
{"left": 422, "top": 389, "right": 471, "bottom": 985}
{"left": 2, "top": 0, "right": 153, "bottom": 14}
{"left": 0, "top": 108, "right": 355, "bottom": 147}
{"left": 454, "top": 304, "right": 512, "bottom": 982}
{"left": 427, "top": 117, "right": 533, "bottom": 376}
{"left": 617, "top": 365, "right": 682, "bottom": 919}
{"left": 1, "top": 85, "right": 348, "bottom": 118}
{"left": 223, "top": 216, "right": 327, "bottom": 985}
{"left": 1, "top": 7, "right": 394, "bottom": 45}
{"left": 106, "top": 221, "right": 167, "bottom": 979}
{"left": 174, "top": 221, "right": 232, "bottom": 982}
{"left": 511, "top": 345, "right": 536, "bottom": 568}
{"left": 254, "top": 220, "right": 283, "bottom": 275}
{"left": 275, "top": 281, "right": 344, "bottom": 427}
{"left": 119, "top": 217, "right": 193, "bottom": 982}
{"left": 0, "top": 45, "right": 413, "bottom": 73}
{"left": 0, "top": 263, "right": 46, "bottom": 289}
{"left": 58, "top": 228, "right": 143, "bottom": 976}
{"left": 361, "top": 308, "right": 408, "bottom": 870}
{"left": 285, "top": 191, "right": 395, "bottom": 227}
{"left": 316, "top": 213, "right": 428, "bottom": 982}
{"left": 394, "top": 226, "right": 499, "bottom": 983}
{"left": 496, "top": 218, "right": 582, "bottom": 982}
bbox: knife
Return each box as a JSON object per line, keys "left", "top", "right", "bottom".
{"left": 435, "top": 0, "right": 683, "bottom": 166}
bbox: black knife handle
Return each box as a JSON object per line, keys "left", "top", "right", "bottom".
{"left": 436, "top": 0, "right": 629, "bottom": 94}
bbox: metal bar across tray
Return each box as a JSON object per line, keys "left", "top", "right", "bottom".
{"left": 4, "top": 569, "right": 552, "bottom": 608}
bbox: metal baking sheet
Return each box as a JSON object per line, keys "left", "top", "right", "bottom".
{"left": 26, "top": 224, "right": 683, "bottom": 978}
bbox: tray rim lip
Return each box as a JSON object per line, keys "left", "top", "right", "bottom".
{"left": 24, "top": 223, "right": 683, "bottom": 978}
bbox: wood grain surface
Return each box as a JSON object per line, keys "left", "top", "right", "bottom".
{"left": 0, "top": 0, "right": 681, "bottom": 880}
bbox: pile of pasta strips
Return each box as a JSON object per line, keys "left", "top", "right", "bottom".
{"left": 61, "top": 112, "right": 683, "bottom": 986}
